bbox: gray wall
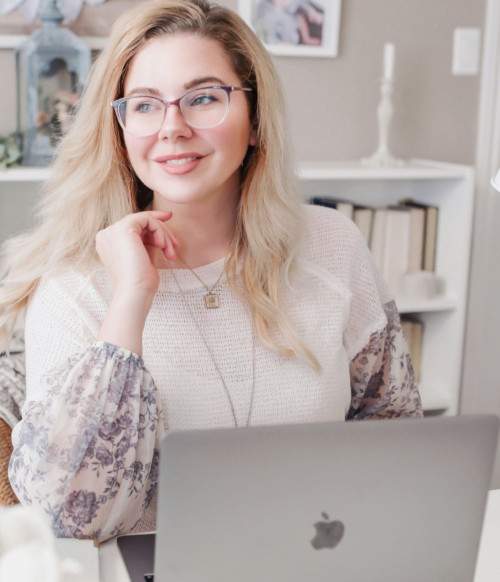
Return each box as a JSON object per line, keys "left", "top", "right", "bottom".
{"left": 0, "top": 0, "right": 487, "bottom": 164}
{"left": 257, "top": 0, "right": 486, "bottom": 165}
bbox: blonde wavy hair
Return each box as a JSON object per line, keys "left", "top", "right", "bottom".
{"left": 0, "top": 0, "right": 318, "bottom": 368}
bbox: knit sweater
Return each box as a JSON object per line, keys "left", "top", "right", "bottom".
{"left": 9, "top": 205, "right": 422, "bottom": 541}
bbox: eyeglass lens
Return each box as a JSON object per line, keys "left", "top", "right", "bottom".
{"left": 117, "top": 87, "right": 230, "bottom": 136}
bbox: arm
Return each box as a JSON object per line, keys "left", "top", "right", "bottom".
{"left": 9, "top": 339, "right": 164, "bottom": 540}
{"left": 313, "top": 208, "right": 422, "bottom": 419}
{"left": 9, "top": 211, "right": 179, "bottom": 540}
{"left": 347, "top": 299, "right": 423, "bottom": 420}
{"left": 95, "top": 210, "right": 179, "bottom": 355}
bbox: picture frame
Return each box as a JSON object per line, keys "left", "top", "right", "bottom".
{"left": 239, "top": 0, "right": 341, "bottom": 58}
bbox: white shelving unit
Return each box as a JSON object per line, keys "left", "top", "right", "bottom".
{"left": 0, "top": 159, "right": 474, "bottom": 414}
{"left": 297, "top": 158, "right": 475, "bottom": 415}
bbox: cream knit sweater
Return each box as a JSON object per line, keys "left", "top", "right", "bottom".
{"left": 12, "top": 205, "right": 402, "bottom": 539}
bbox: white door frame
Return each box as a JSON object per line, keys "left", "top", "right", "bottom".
{"left": 461, "top": 0, "right": 500, "bottom": 485}
{"left": 475, "top": 0, "right": 500, "bottom": 189}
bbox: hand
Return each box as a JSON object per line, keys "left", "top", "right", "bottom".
{"left": 95, "top": 210, "right": 180, "bottom": 300}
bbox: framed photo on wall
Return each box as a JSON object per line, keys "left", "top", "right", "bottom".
{"left": 239, "top": 0, "right": 341, "bottom": 58}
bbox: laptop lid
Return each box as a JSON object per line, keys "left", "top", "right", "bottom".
{"left": 153, "top": 414, "right": 498, "bottom": 582}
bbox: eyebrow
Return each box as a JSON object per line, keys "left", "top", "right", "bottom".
{"left": 184, "top": 76, "right": 226, "bottom": 90}
{"left": 125, "top": 76, "right": 228, "bottom": 98}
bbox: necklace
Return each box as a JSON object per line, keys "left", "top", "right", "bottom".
{"left": 170, "top": 268, "right": 256, "bottom": 428}
{"left": 177, "top": 255, "right": 225, "bottom": 309}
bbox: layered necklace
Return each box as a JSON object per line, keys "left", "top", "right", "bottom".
{"left": 177, "top": 255, "right": 225, "bottom": 309}
{"left": 170, "top": 265, "right": 256, "bottom": 428}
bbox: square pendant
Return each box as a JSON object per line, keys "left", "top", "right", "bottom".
{"left": 204, "top": 293, "right": 220, "bottom": 309}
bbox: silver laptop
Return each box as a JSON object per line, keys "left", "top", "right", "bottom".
{"left": 118, "top": 414, "right": 498, "bottom": 582}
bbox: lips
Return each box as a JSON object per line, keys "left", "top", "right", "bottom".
{"left": 154, "top": 152, "right": 206, "bottom": 175}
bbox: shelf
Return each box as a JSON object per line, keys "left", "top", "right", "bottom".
{"left": 0, "top": 167, "right": 50, "bottom": 182}
{"left": 0, "top": 34, "right": 107, "bottom": 50}
{"left": 419, "top": 384, "right": 452, "bottom": 412}
{"left": 396, "top": 296, "right": 457, "bottom": 314}
{"left": 297, "top": 158, "right": 473, "bottom": 181}
{"left": 0, "top": 158, "right": 474, "bottom": 184}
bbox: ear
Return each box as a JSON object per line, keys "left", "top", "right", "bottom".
{"left": 249, "top": 126, "right": 257, "bottom": 146}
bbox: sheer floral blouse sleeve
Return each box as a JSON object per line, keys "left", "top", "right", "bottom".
{"left": 347, "top": 300, "right": 423, "bottom": 420}
{"left": 9, "top": 341, "right": 164, "bottom": 541}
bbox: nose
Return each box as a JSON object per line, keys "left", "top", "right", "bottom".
{"left": 157, "top": 103, "right": 193, "bottom": 141}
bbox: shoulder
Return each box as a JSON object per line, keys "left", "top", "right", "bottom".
{"left": 300, "top": 203, "right": 369, "bottom": 264}
{"left": 26, "top": 264, "right": 112, "bottom": 349}
{"left": 29, "top": 264, "right": 111, "bottom": 314}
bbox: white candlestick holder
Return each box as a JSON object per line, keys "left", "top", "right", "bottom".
{"left": 362, "top": 76, "right": 403, "bottom": 167}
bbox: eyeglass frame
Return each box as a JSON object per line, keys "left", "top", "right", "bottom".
{"left": 111, "top": 85, "right": 253, "bottom": 136}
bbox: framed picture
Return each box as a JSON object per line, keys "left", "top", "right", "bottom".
{"left": 239, "top": 0, "right": 341, "bottom": 58}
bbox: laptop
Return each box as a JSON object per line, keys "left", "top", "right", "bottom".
{"left": 117, "top": 414, "right": 499, "bottom": 582}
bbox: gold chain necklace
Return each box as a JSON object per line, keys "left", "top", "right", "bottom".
{"left": 170, "top": 268, "right": 256, "bottom": 428}
{"left": 177, "top": 255, "right": 225, "bottom": 309}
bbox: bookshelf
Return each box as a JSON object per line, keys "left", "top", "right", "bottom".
{"left": 0, "top": 159, "right": 474, "bottom": 414}
{"left": 298, "top": 159, "right": 475, "bottom": 415}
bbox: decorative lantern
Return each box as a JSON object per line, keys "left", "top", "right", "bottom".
{"left": 15, "top": 0, "right": 91, "bottom": 166}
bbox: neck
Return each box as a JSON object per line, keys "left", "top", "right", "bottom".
{"left": 152, "top": 194, "right": 238, "bottom": 269}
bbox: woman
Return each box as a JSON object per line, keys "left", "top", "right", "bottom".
{"left": 0, "top": 0, "right": 421, "bottom": 541}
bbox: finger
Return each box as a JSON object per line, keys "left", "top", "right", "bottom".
{"left": 141, "top": 219, "right": 180, "bottom": 260}
{"left": 163, "top": 237, "right": 178, "bottom": 261}
{"left": 143, "top": 212, "right": 181, "bottom": 250}
{"left": 127, "top": 212, "right": 170, "bottom": 240}
{"left": 126, "top": 211, "right": 170, "bottom": 231}
{"left": 147, "top": 210, "right": 173, "bottom": 220}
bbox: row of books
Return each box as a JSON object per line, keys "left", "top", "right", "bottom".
{"left": 311, "top": 196, "right": 439, "bottom": 297}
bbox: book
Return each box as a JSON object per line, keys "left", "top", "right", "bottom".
{"left": 399, "top": 199, "right": 439, "bottom": 272}
{"left": 352, "top": 205, "right": 374, "bottom": 245}
{"left": 369, "top": 207, "right": 388, "bottom": 271}
{"left": 404, "top": 204, "right": 426, "bottom": 272}
{"left": 370, "top": 206, "right": 411, "bottom": 296}
{"left": 382, "top": 206, "right": 411, "bottom": 296}
{"left": 310, "top": 196, "right": 354, "bottom": 220}
{"left": 401, "top": 316, "right": 424, "bottom": 382}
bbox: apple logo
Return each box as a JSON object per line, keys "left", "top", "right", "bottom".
{"left": 310, "top": 512, "right": 345, "bottom": 550}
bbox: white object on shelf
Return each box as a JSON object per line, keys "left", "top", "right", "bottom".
{"left": 398, "top": 270, "right": 446, "bottom": 303}
{"left": 362, "top": 43, "right": 403, "bottom": 168}
{"left": 383, "top": 42, "right": 395, "bottom": 81}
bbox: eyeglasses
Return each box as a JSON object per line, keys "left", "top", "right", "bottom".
{"left": 111, "top": 85, "right": 252, "bottom": 137}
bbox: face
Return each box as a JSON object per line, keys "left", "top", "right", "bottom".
{"left": 121, "top": 33, "right": 255, "bottom": 212}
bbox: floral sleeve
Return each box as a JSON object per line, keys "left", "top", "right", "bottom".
{"left": 347, "top": 300, "right": 423, "bottom": 420}
{"left": 8, "top": 341, "right": 164, "bottom": 542}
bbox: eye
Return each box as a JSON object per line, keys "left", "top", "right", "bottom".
{"left": 186, "top": 90, "right": 220, "bottom": 107}
{"left": 130, "top": 97, "right": 162, "bottom": 114}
